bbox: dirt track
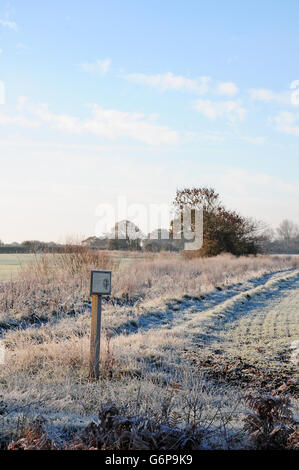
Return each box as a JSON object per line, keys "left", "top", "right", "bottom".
{"left": 180, "top": 269, "right": 299, "bottom": 397}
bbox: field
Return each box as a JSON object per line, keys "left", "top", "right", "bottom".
{"left": 0, "top": 254, "right": 39, "bottom": 281}
{"left": 0, "top": 251, "right": 298, "bottom": 450}
{"left": 0, "top": 252, "right": 148, "bottom": 281}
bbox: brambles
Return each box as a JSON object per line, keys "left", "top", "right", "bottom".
{"left": 8, "top": 405, "right": 204, "bottom": 450}
{"left": 243, "top": 394, "right": 297, "bottom": 449}
{"left": 8, "top": 420, "right": 58, "bottom": 450}
{"left": 82, "top": 404, "right": 203, "bottom": 450}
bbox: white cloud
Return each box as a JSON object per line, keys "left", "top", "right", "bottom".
{"left": 184, "top": 130, "right": 265, "bottom": 145}
{"left": 124, "top": 72, "right": 210, "bottom": 94}
{"left": 249, "top": 88, "right": 291, "bottom": 104}
{"left": 16, "top": 96, "right": 29, "bottom": 112}
{"left": 249, "top": 88, "right": 275, "bottom": 102}
{"left": 81, "top": 58, "right": 111, "bottom": 75}
{"left": 194, "top": 99, "right": 246, "bottom": 122}
{"left": 216, "top": 81, "right": 238, "bottom": 96}
{"left": 184, "top": 131, "right": 226, "bottom": 143}
{"left": 124, "top": 72, "right": 242, "bottom": 98}
{"left": 32, "top": 103, "right": 80, "bottom": 133}
{"left": 0, "top": 112, "right": 40, "bottom": 128}
{"left": 0, "top": 19, "right": 17, "bottom": 30}
{"left": 27, "top": 102, "right": 179, "bottom": 145}
{"left": 271, "top": 111, "right": 299, "bottom": 136}
{"left": 240, "top": 136, "right": 265, "bottom": 144}
{"left": 0, "top": 97, "right": 179, "bottom": 145}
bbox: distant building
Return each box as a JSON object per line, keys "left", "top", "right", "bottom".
{"left": 81, "top": 236, "right": 108, "bottom": 249}
{"left": 82, "top": 223, "right": 179, "bottom": 252}
{"left": 142, "top": 228, "right": 177, "bottom": 252}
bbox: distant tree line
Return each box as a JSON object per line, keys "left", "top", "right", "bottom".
{"left": 81, "top": 188, "right": 299, "bottom": 256}
{"left": 1, "top": 188, "right": 298, "bottom": 256}
{"left": 0, "top": 240, "right": 62, "bottom": 254}
{"left": 262, "top": 219, "right": 299, "bottom": 254}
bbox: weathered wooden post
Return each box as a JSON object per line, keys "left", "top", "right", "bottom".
{"left": 89, "top": 270, "right": 112, "bottom": 380}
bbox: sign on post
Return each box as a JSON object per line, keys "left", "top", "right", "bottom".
{"left": 90, "top": 270, "right": 112, "bottom": 296}
{"left": 89, "top": 270, "right": 112, "bottom": 380}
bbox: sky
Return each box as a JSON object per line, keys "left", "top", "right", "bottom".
{"left": 0, "top": 0, "right": 299, "bottom": 243}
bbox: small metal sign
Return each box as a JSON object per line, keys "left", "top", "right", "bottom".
{"left": 90, "top": 270, "right": 111, "bottom": 296}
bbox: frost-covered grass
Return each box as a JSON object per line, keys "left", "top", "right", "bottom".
{"left": 0, "top": 251, "right": 298, "bottom": 449}
{"left": 0, "top": 254, "right": 39, "bottom": 281}
{"left": 0, "top": 251, "right": 296, "bottom": 326}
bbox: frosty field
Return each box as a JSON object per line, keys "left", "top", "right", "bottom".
{"left": 0, "top": 254, "right": 39, "bottom": 281}
{"left": 0, "top": 252, "right": 147, "bottom": 281}
{"left": 0, "top": 251, "right": 298, "bottom": 449}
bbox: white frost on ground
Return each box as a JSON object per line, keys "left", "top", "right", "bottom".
{"left": 1, "top": 267, "right": 298, "bottom": 447}
{"left": 290, "top": 340, "right": 299, "bottom": 366}
{"left": 130, "top": 268, "right": 299, "bottom": 336}
{"left": 111, "top": 268, "right": 299, "bottom": 335}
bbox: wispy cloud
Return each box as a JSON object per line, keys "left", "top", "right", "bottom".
{"left": 23, "top": 101, "right": 179, "bottom": 145}
{"left": 240, "top": 135, "right": 265, "bottom": 144}
{"left": 271, "top": 111, "right": 299, "bottom": 136}
{"left": 184, "top": 130, "right": 226, "bottom": 143}
{"left": 216, "top": 81, "right": 238, "bottom": 96}
{"left": 81, "top": 58, "right": 111, "bottom": 75}
{"left": 194, "top": 99, "right": 246, "bottom": 122}
{"left": 124, "top": 72, "right": 240, "bottom": 98}
{"left": 0, "top": 19, "right": 17, "bottom": 30}
{"left": 0, "top": 112, "right": 40, "bottom": 128}
{"left": 185, "top": 130, "right": 265, "bottom": 145}
{"left": 249, "top": 88, "right": 291, "bottom": 105}
{"left": 124, "top": 72, "right": 210, "bottom": 94}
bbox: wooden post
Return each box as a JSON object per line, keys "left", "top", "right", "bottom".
{"left": 89, "top": 294, "right": 102, "bottom": 380}
{"left": 89, "top": 270, "right": 111, "bottom": 380}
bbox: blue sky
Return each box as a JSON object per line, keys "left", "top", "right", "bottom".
{"left": 0, "top": 0, "right": 298, "bottom": 242}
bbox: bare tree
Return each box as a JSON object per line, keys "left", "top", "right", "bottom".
{"left": 108, "top": 220, "right": 144, "bottom": 251}
{"left": 276, "top": 219, "right": 299, "bottom": 242}
{"left": 174, "top": 187, "right": 221, "bottom": 212}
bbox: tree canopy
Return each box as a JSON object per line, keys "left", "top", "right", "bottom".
{"left": 173, "top": 187, "right": 263, "bottom": 257}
